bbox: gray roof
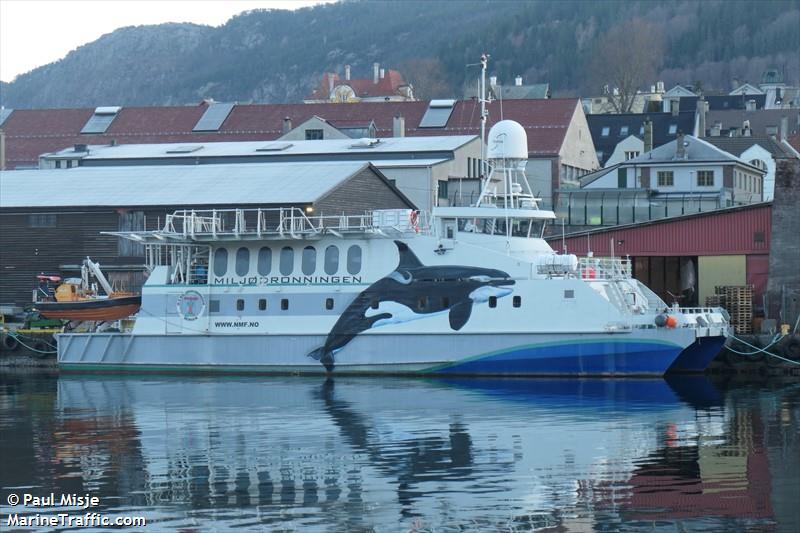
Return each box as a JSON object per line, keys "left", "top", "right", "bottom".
{"left": 0, "top": 161, "right": 373, "bottom": 208}
{"left": 492, "top": 84, "right": 550, "bottom": 100}
{"left": 627, "top": 135, "right": 742, "bottom": 164}
{"left": 703, "top": 136, "right": 794, "bottom": 159}
{"left": 43, "top": 135, "right": 477, "bottom": 162}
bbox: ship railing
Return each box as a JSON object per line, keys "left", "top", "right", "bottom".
{"left": 159, "top": 208, "right": 427, "bottom": 239}
{"left": 577, "top": 257, "right": 632, "bottom": 280}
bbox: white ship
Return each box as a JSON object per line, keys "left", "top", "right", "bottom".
{"left": 56, "top": 119, "right": 729, "bottom": 375}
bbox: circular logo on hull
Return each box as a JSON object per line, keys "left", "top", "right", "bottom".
{"left": 177, "top": 290, "right": 205, "bottom": 321}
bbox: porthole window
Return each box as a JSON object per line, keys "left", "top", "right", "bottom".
{"left": 257, "top": 247, "right": 272, "bottom": 275}
{"left": 513, "top": 296, "right": 521, "bottom": 308}
{"left": 489, "top": 296, "right": 497, "bottom": 308}
{"left": 281, "top": 298, "right": 289, "bottom": 311}
{"left": 236, "top": 299, "right": 245, "bottom": 311}
{"left": 302, "top": 246, "right": 317, "bottom": 275}
{"left": 235, "top": 247, "right": 250, "bottom": 276}
{"left": 347, "top": 245, "right": 362, "bottom": 275}
{"left": 324, "top": 245, "right": 339, "bottom": 275}
{"left": 280, "top": 247, "right": 294, "bottom": 275}
{"left": 326, "top": 298, "right": 334, "bottom": 310}
{"left": 213, "top": 248, "right": 228, "bottom": 277}
{"left": 259, "top": 299, "right": 267, "bottom": 311}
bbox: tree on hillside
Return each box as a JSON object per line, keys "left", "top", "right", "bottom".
{"left": 588, "top": 18, "right": 666, "bottom": 113}
{"left": 401, "top": 58, "right": 454, "bottom": 100}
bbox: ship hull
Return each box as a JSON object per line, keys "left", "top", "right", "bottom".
{"left": 57, "top": 328, "right": 694, "bottom": 376}
{"left": 36, "top": 296, "right": 142, "bottom": 322}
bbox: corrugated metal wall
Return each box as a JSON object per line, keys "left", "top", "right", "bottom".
{"left": 552, "top": 204, "right": 772, "bottom": 257}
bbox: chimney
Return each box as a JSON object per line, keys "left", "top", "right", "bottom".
{"left": 644, "top": 120, "right": 653, "bottom": 153}
{"left": 711, "top": 122, "right": 722, "bottom": 137}
{"left": 671, "top": 99, "right": 680, "bottom": 116}
{"left": 373, "top": 63, "right": 380, "bottom": 84}
{"left": 380, "top": 68, "right": 385, "bottom": 79}
{"left": 344, "top": 64, "right": 351, "bottom": 81}
{"left": 489, "top": 75, "right": 497, "bottom": 86}
{"left": 732, "top": 77, "right": 740, "bottom": 91}
{"left": 392, "top": 115, "right": 405, "bottom": 138}
{"left": 780, "top": 116, "right": 788, "bottom": 141}
{"left": 743, "top": 120, "right": 751, "bottom": 136}
{"left": 328, "top": 73, "right": 335, "bottom": 93}
{"left": 656, "top": 81, "right": 665, "bottom": 93}
{"left": 675, "top": 132, "right": 686, "bottom": 159}
{"left": 0, "top": 129, "right": 5, "bottom": 171}
{"left": 282, "top": 117, "right": 292, "bottom": 134}
{"left": 515, "top": 75, "right": 523, "bottom": 86}
{"left": 697, "top": 96, "right": 707, "bottom": 138}
{"left": 746, "top": 99, "right": 756, "bottom": 111}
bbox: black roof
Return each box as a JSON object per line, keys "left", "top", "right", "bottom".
{"left": 677, "top": 94, "right": 766, "bottom": 112}
{"left": 587, "top": 111, "right": 695, "bottom": 166}
{"left": 702, "top": 135, "right": 794, "bottom": 159}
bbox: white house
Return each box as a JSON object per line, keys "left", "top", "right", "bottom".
{"left": 604, "top": 135, "right": 645, "bottom": 167}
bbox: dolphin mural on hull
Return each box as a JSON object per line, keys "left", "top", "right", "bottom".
{"left": 308, "top": 241, "right": 515, "bottom": 371}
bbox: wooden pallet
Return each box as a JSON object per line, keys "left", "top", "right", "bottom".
{"left": 713, "top": 285, "right": 753, "bottom": 334}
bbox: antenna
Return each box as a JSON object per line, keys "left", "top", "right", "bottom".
{"left": 562, "top": 219, "right": 566, "bottom": 254}
{"left": 479, "top": 53, "right": 491, "bottom": 181}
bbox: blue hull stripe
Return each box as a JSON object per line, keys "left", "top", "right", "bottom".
{"left": 667, "top": 336, "right": 727, "bottom": 372}
{"left": 424, "top": 340, "right": 683, "bottom": 375}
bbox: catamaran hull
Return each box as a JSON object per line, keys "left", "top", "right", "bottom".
{"left": 57, "top": 328, "right": 698, "bottom": 376}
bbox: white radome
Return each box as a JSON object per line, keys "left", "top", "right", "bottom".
{"left": 487, "top": 120, "right": 528, "bottom": 160}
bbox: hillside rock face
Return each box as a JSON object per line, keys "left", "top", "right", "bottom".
{"left": 1, "top": 0, "right": 797, "bottom": 108}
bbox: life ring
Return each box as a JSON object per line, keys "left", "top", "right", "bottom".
{"left": 409, "top": 210, "right": 420, "bottom": 233}
{"left": 2, "top": 333, "right": 19, "bottom": 351}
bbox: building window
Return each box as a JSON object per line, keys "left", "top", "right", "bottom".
{"left": 619, "top": 126, "right": 629, "bottom": 136}
{"left": 55, "top": 160, "right": 62, "bottom": 169}
{"left": 305, "top": 129, "right": 323, "bottom": 140}
{"left": 302, "top": 246, "right": 317, "bottom": 275}
{"left": 66, "top": 160, "right": 73, "bottom": 168}
{"left": 281, "top": 298, "right": 289, "bottom": 310}
{"left": 324, "top": 245, "right": 339, "bottom": 275}
{"left": 668, "top": 124, "right": 677, "bottom": 135}
{"left": 513, "top": 296, "right": 521, "bottom": 308}
{"left": 697, "top": 170, "right": 714, "bottom": 187}
{"left": 326, "top": 298, "right": 334, "bottom": 310}
{"left": 236, "top": 299, "right": 245, "bottom": 311}
{"left": 750, "top": 159, "right": 766, "bottom": 170}
{"left": 27, "top": 214, "right": 57, "bottom": 228}
{"left": 280, "top": 247, "right": 294, "bottom": 275}
{"left": 257, "top": 247, "right": 272, "bottom": 275}
{"left": 657, "top": 171, "right": 674, "bottom": 187}
{"left": 624, "top": 151, "right": 639, "bottom": 160}
{"left": 235, "top": 247, "right": 250, "bottom": 276}
{"left": 601, "top": 127, "right": 610, "bottom": 137}
{"left": 209, "top": 299, "right": 220, "bottom": 313}
{"left": 213, "top": 248, "right": 228, "bottom": 277}
{"left": 488, "top": 296, "right": 497, "bottom": 308}
{"left": 438, "top": 180, "right": 449, "bottom": 200}
{"left": 347, "top": 245, "right": 362, "bottom": 275}
{"left": 259, "top": 299, "right": 267, "bottom": 311}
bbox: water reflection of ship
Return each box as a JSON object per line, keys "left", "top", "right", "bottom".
{"left": 43, "top": 376, "right": 798, "bottom": 530}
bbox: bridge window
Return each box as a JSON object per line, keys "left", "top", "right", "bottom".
{"left": 235, "top": 247, "right": 250, "bottom": 276}
{"left": 280, "top": 247, "right": 294, "bottom": 275}
{"left": 236, "top": 299, "right": 245, "bottom": 311}
{"left": 324, "top": 245, "right": 339, "bottom": 275}
{"left": 259, "top": 299, "right": 267, "bottom": 311}
{"left": 257, "top": 247, "right": 272, "bottom": 275}
{"left": 347, "top": 245, "right": 362, "bottom": 275}
{"left": 302, "top": 246, "right": 317, "bottom": 275}
{"left": 213, "top": 248, "right": 228, "bottom": 277}
{"left": 326, "top": 298, "right": 334, "bottom": 310}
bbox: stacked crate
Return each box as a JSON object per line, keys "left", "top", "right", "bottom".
{"left": 707, "top": 285, "right": 753, "bottom": 334}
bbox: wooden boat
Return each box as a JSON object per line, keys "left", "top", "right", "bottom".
{"left": 33, "top": 258, "right": 141, "bottom": 322}
{"left": 36, "top": 295, "right": 141, "bottom": 321}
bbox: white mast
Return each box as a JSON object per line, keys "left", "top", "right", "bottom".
{"left": 479, "top": 53, "right": 490, "bottom": 182}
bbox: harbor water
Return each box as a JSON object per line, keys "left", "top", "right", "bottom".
{"left": 1, "top": 372, "right": 798, "bottom": 532}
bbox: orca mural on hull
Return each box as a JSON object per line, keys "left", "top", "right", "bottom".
{"left": 308, "top": 241, "right": 515, "bottom": 371}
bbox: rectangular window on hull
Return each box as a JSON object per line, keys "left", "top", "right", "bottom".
{"left": 513, "top": 296, "right": 521, "bottom": 308}
{"left": 326, "top": 298, "right": 334, "bottom": 310}
{"left": 259, "top": 299, "right": 267, "bottom": 311}
{"left": 236, "top": 299, "right": 244, "bottom": 311}
{"left": 209, "top": 299, "right": 220, "bottom": 313}
{"left": 281, "top": 299, "right": 289, "bottom": 311}
{"left": 488, "top": 296, "right": 497, "bottom": 308}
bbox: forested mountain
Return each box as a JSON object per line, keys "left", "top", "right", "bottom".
{"left": 1, "top": 0, "right": 797, "bottom": 109}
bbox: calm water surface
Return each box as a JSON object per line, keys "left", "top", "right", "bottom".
{"left": 1, "top": 372, "right": 798, "bottom": 532}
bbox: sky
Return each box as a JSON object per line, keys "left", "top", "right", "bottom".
{"left": 0, "top": 0, "right": 335, "bottom": 83}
